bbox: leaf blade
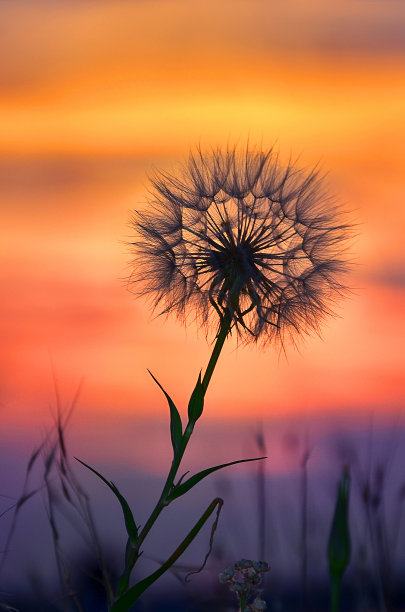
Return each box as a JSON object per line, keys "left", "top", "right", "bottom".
{"left": 75, "top": 458, "right": 138, "bottom": 544}
{"left": 188, "top": 371, "right": 204, "bottom": 425}
{"left": 148, "top": 370, "right": 183, "bottom": 457}
{"left": 328, "top": 466, "right": 351, "bottom": 578}
{"left": 167, "top": 456, "right": 266, "bottom": 502}
{"left": 111, "top": 498, "right": 223, "bottom": 612}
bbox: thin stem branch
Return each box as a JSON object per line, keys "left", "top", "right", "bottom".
{"left": 239, "top": 592, "right": 247, "bottom": 612}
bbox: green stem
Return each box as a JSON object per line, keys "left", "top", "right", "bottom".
{"left": 134, "top": 426, "right": 191, "bottom": 546}
{"left": 239, "top": 593, "right": 247, "bottom": 612}
{"left": 116, "top": 313, "right": 232, "bottom": 598}
{"left": 331, "top": 574, "right": 342, "bottom": 612}
{"left": 202, "top": 311, "right": 232, "bottom": 393}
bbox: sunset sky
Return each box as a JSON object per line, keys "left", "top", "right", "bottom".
{"left": 1, "top": 0, "right": 404, "bottom": 472}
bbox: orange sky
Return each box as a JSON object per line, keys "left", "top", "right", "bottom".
{"left": 1, "top": 0, "right": 404, "bottom": 466}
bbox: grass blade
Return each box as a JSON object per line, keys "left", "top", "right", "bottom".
{"left": 328, "top": 466, "right": 351, "bottom": 612}
{"left": 188, "top": 371, "right": 204, "bottom": 425}
{"left": 75, "top": 458, "right": 138, "bottom": 544}
{"left": 148, "top": 370, "right": 183, "bottom": 458}
{"left": 111, "top": 497, "right": 223, "bottom": 612}
{"left": 167, "top": 456, "right": 266, "bottom": 502}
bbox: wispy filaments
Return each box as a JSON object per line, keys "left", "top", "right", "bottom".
{"left": 129, "top": 146, "right": 352, "bottom": 347}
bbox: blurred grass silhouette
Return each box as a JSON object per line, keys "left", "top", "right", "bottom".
{"left": 1, "top": 402, "right": 404, "bottom": 611}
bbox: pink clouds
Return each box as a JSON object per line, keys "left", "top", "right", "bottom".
{"left": 0, "top": 0, "right": 403, "bottom": 448}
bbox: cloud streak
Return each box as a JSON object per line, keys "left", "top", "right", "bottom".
{"left": 1, "top": 0, "right": 404, "bottom": 97}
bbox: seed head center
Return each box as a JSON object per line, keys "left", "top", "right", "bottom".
{"left": 212, "top": 240, "right": 256, "bottom": 286}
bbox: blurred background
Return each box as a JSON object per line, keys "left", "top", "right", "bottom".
{"left": 1, "top": 1, "right": 404, "bottom": 610}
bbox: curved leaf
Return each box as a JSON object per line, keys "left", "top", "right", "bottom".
{"left": 328, "top": 466, "right": 351, "bottom": 577}
{"left": 111, "top": 498, "right": 223, "bottom": 612}
{"left": 75, "top": 458, "right": 138, "bottom": 544}
{"left": 188, "top": 371, "right": 204, "bottom": 425}
{"left": 167, "top": 456, "right": 266, "bottom": 502}
{"left": 148, "top": 370, "right": 183, "bottom": 457}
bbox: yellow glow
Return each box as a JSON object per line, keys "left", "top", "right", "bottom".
{"left": 1, "top": 0, "right": 404, "bottom": 435}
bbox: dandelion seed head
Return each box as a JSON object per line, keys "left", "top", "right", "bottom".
{"left": 129, "top": 146, "right": 352, "bottom": 347}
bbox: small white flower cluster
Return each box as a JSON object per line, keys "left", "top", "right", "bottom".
{"left": 219, "top": 558, "right": 270, "bottom": 611}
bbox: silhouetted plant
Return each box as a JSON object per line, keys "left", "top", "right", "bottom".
{"left": 76, "top": 145, "right": 353, "bottom": 611}
{"left": 328, "top": 466, "right": 351, "bottom": 612}
{"left": 129, "top": 146, "right": 352, "bottom": 348}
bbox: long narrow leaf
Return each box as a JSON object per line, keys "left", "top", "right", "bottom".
{"left": 75, "top": 458, "right": 138, "bottom": 544}
{"left": 115, "top": 537, "right": 134, "bottom": 598}
{"left": 167, "top": 456, "right": 266, "bottom": 502}
{"left": 188, "top": 371, "right": 204, "bottom": 425}
{"left": 148, "top": 370, "right": 183, "bottom": 457}
{"left": 111, "top": 498, "right": 223, "bottom": 612}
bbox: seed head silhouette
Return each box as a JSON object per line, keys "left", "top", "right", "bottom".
{"left": 129, "top": 146, "right": 352, "bottom": 348}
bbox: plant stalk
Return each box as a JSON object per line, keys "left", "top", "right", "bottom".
{"left": 331, "top": 574, "right": 341, "bottom": 612}
{"left": 202, "top": 311, "right": 232, "bottom": 393}
{"left": 239, "top": 592, "right": 247, "bottom": 612}
{"left": 116, "top": 313, "right": 232, "bottom": 598}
